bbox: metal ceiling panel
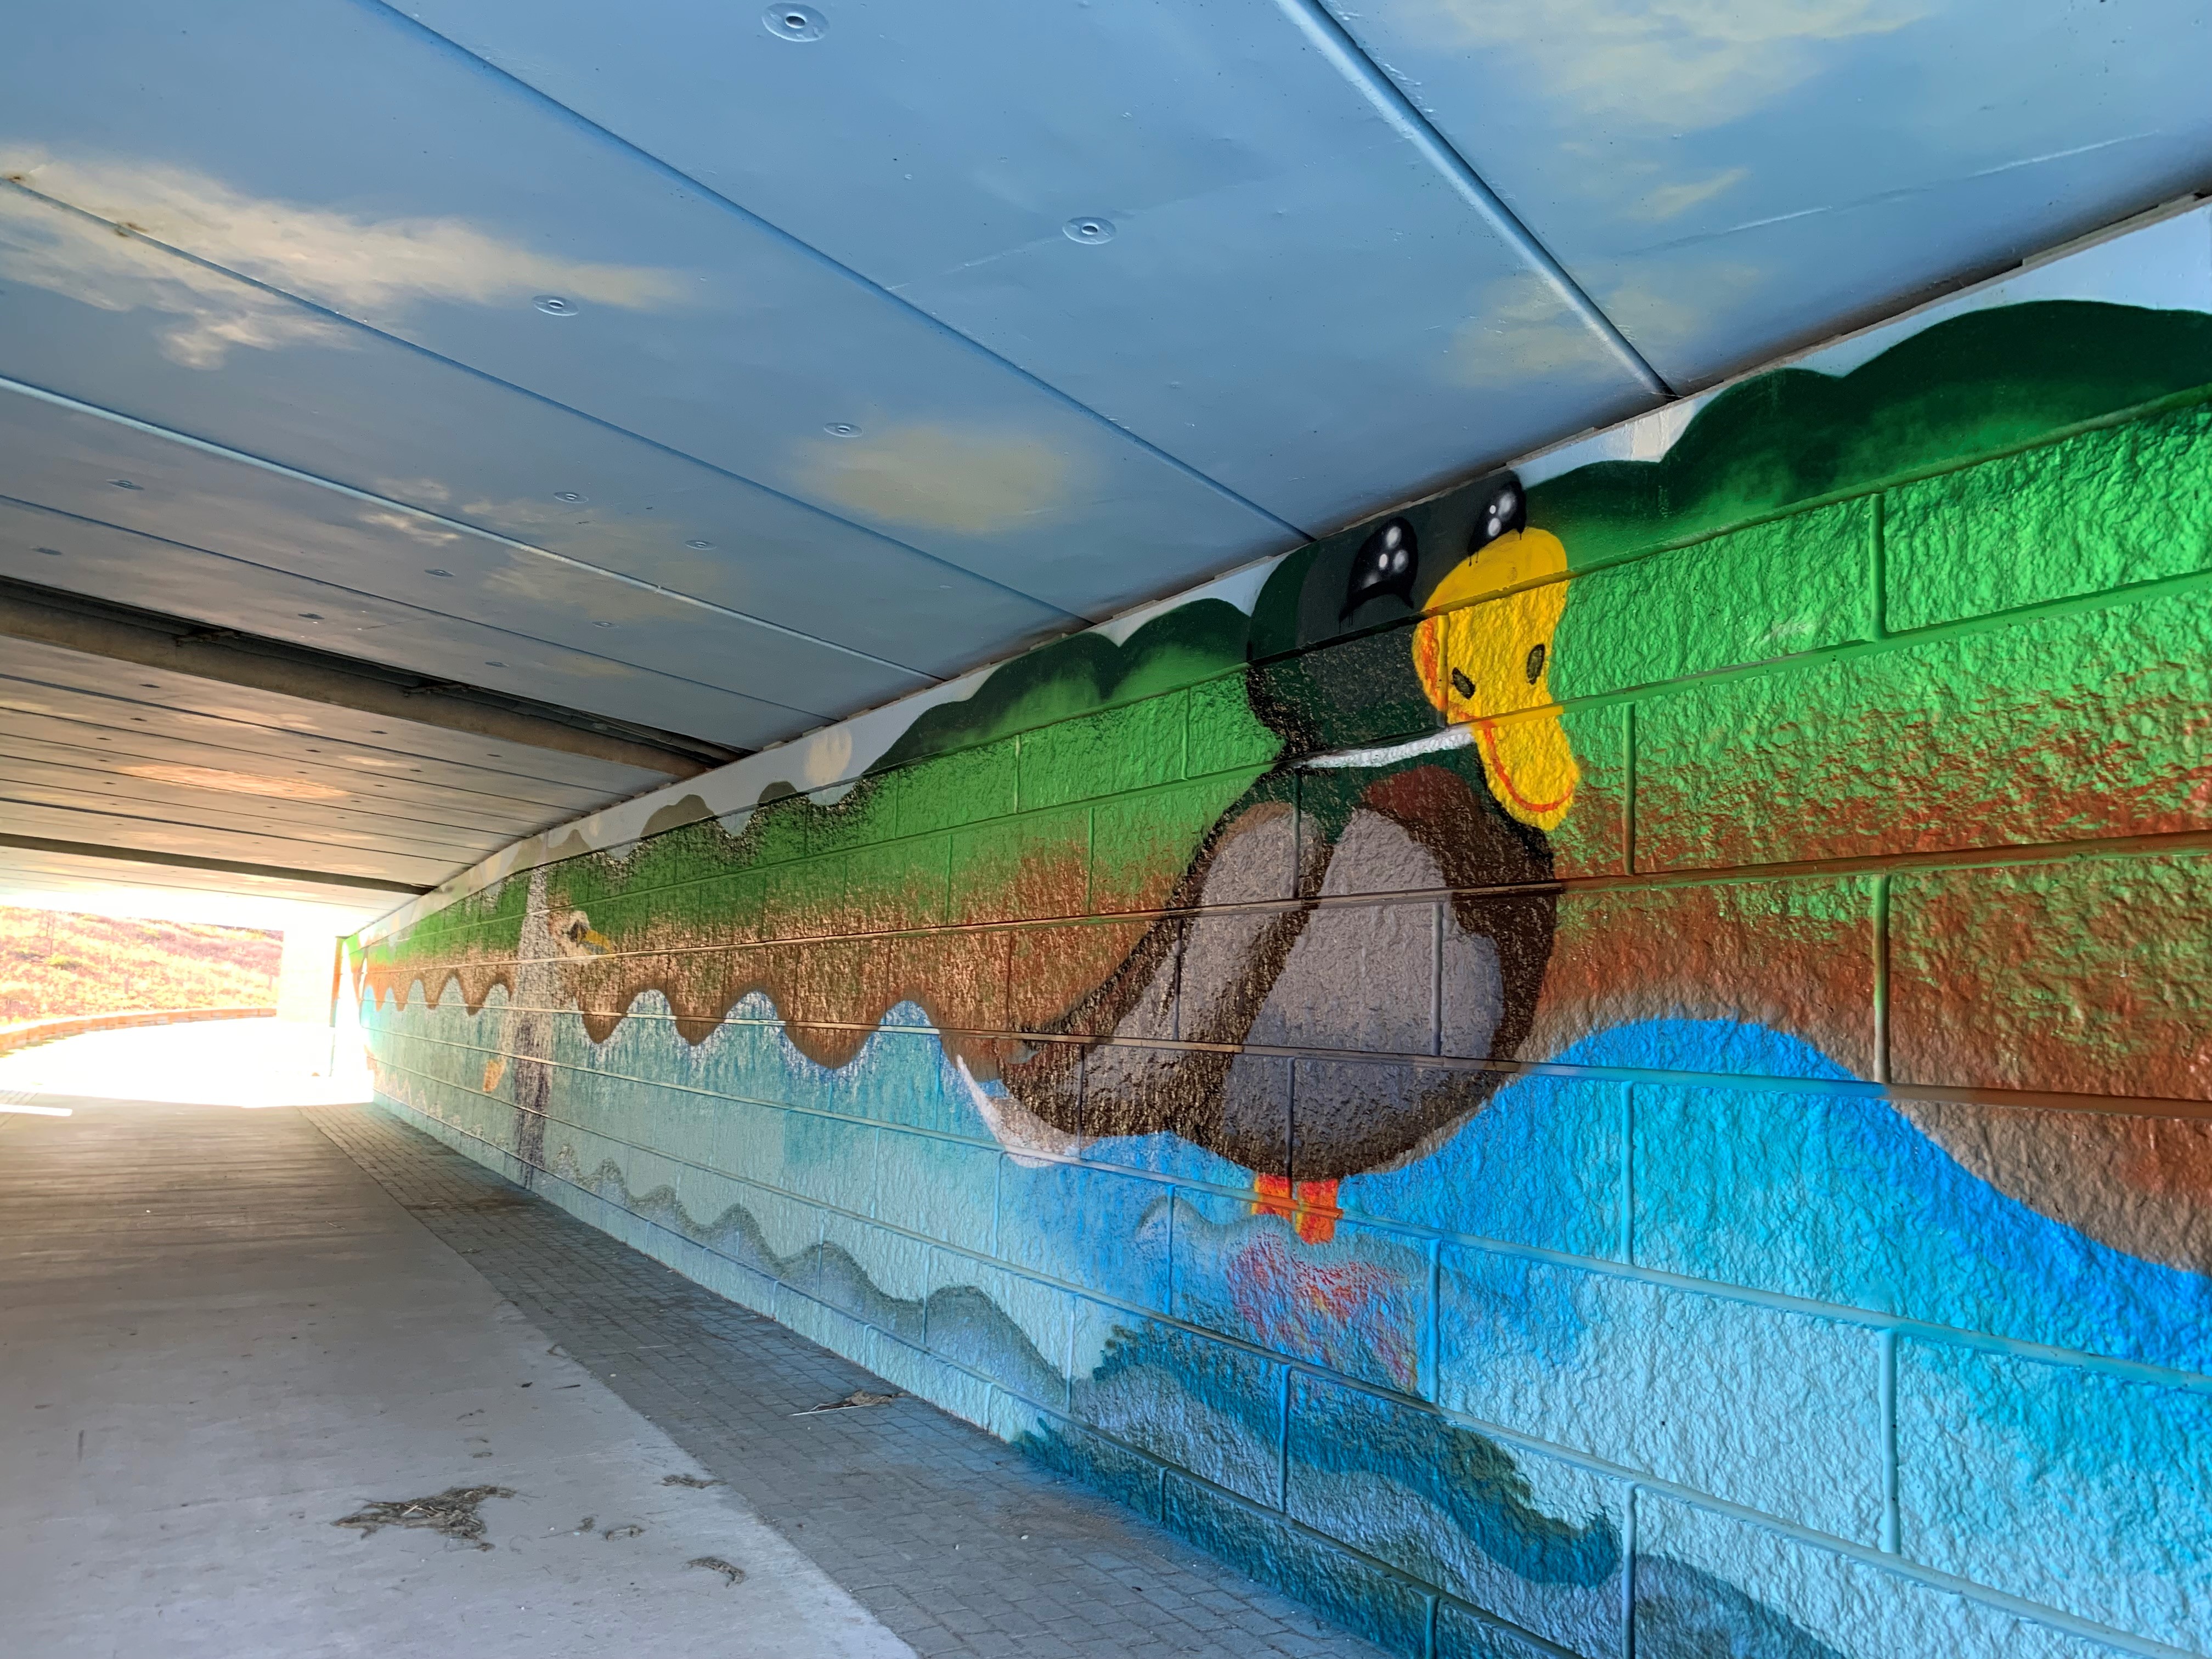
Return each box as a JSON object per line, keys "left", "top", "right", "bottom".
{"left": 0, "top": 799, "right": 459, "bottom": 887}
{"left": 0, "top": 698, "right": 622, "bottom": 828}
{"left": 3, "top": 0, "right": 1290, "bottom": 619}
{"left": 0, "top": 199, "right": 1075, "bottom": 683}
{"left": 0, "top": 657, "right": 651, "bottom": 817}
{"left": 401, "top": 0, "right": 1664, "bottom": 529}
{"left": 0, "top": 384, "right": 933, "bottom": 721}
{"left": 0, "top": 716, "right": 590, "bottom": 840}
{"left": 0, "top": 728, "right": 536, "bottom": 848}
{"left": 0, "top": 635, "right": 670, "bottom": 799}
{"left": 1325, "top": 0, "right": 2212, "bottom": 386}
{"left": 0, "top": 760, "right": 500, "bottom": 864}
{"left": 0, "top": 498, "right": 806, "bottom": 746}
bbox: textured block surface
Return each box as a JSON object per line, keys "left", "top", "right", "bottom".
{"left": 1898, "top": 1338, "right": 2212, "bottom": 1651}
{"left": 1886, "top": 402, "right": 2212, "bottom": 630}
{"left": 1889, "top": 853, "right": 2212, "bottom": 1100}
{"left": 1634, "top": 586, "right": 2212, "bottom": 871}
{"left": 1436, "top": 1248, "right": 1887, "bottom": 1542}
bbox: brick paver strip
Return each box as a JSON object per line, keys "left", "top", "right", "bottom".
{"left": 308, "top": 1103, "right": 1392, "bottom": 1659}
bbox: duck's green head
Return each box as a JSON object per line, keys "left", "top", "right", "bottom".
{"left": 1246, "top": 470, "right": 1577, "bottom": 833}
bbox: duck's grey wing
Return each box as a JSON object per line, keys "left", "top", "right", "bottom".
{"left": 1004, "top": 800, "right": 1309, "bottom": 1169}
{"left": 1238, "top": 807, "right": 1512, "bottom": 1180}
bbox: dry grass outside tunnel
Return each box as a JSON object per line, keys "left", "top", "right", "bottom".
{"left": 0, "top": 905, "right": 278, "bottom": 1023}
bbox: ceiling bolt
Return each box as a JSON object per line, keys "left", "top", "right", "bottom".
{"left": 764, "top": 4, "right": 825, "bottom": 40}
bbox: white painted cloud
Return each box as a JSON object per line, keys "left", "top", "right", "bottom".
{"left": 1631, "top": 165, "right": 1753, "bottom": 222}
{"left": 1443, "top": 270, "right": 1630, "bottom": 390}
{"left": 0, "top": 150, "right": 685, "bottom": 368}
{"left": 793, "top": 424, "right": 1077, "bottom": 535}
{"left": 0, "top": 184, "right": 353, "bottom": 368}
{"left": 357, "top": 509, "right": 461, "bottom": 546}
{"left": 1393, "top": 0, "right": 1925, "bottom": 129}
{"left": 374, "top": 477, "right": 454, "bottom": 506}
{"left": 800, "top": 725, "right": 855, "bottom": 788}
{"left": 1595, "top": 260, "right": 1769, "bottom": 357}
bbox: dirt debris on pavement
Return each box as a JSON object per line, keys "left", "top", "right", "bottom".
{"left": 688, "top": 1555, "right": 746, "bottom": 1586}
{"left": 332, "top": 1485, "right": 515, "bottom": 1550}
{"left": 791, "top": 1389, "right": 899, "bottom": 1417}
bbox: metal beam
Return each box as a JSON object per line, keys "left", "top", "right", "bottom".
{"left": 0, "top": 574, "right": 743, "bottom": 777}
{"left": 0, "top": 832, "right": 432, "bottom": 894}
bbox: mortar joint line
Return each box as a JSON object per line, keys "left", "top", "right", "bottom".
{"left": 1880, "top": 1327, "right": 1903, "bottom": 1554}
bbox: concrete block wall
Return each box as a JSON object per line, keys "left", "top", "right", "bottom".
{"left": 356, "top": 216, "right": 2212, "bottom": 1659}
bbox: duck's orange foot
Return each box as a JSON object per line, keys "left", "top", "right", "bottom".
{"left": 1251, "top": 1175, "right": 1341, "bottom": 1244}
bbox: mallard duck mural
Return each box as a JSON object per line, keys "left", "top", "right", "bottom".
{"left": 358, "top": 286, "right": 2212, "bottom": 1659}
{"left": 364, "top": 297, "right": 2212, "bottom": 1233}
{"left": 982, "top": 475, "right": 1577, "bottom": 1221}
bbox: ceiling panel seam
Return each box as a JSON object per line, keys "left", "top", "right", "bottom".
{"left": 0, "top": 755, "right": 584, "bottom": 832}
{"left": 0, "top": 790, "right": 493, "bottom": 864}
{"left": 0, "top": 861, "right": 391, "bottom": 914}
{"left": 0, "top": 483, "right": 834, "bottom": 722}
{"left": 1272, "top": 0, "right": 1676, "bottom": 402}
{"left": 0, "top": 737, "right": 514, "bottom": 814}
{"left": 0, "top": 357, "right": 946, "bottom": 687}
{"left": 368, "top": 0, "right": 1314, "bottom": 544}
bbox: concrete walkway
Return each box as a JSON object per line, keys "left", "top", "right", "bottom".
{"left": 0, "top": 1025, "right": 1389, "bottom": 1659}
{"left": 0, "top": 1091, "right": 909, "bottom": 1659}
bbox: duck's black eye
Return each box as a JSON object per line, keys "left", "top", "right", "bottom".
{"left": 1470, "top": 475, "right": 1526, "bottom": 553}
{"left": 1524, "top": 642, "right": 1546, "bottom": 684}
{"left": 1450, "top": 667, "right": 1475, "bottom": 699}
{"left": 567, "top": 919, "right": 588, "bottom": 943}
{"left": 1341, "top": 517, "right": 1419, "bottom": 619}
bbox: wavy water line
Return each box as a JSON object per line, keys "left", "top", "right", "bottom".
{"left": 371, "top": 991, "right": 2212, "bottom": 1385}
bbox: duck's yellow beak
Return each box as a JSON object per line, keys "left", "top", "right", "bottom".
{"left": 1410, "top": 528, "right": 1577, "bottom": 833}
{"left": 559, "top": 912, "right": 614, "bottom": 957}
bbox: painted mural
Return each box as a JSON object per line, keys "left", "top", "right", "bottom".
{"left": 357, "top": 213, "right": 2212, "bottom": 1659}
